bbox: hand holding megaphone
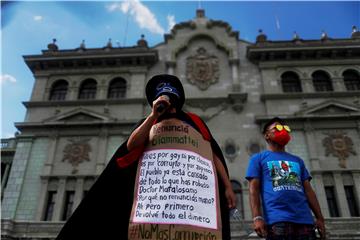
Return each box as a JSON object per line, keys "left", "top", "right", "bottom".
{"left": 152, "top": 95, "right": 170, "bottom": 116}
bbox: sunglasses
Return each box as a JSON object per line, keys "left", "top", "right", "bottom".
{"left": 268, "top": 124, "right": 291, "bottom": 132}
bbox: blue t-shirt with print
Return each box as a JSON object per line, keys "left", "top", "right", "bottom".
{"left": 246, "top": 150, "right": 314, "bottom": 225}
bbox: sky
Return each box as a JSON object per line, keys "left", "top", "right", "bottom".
{"left": 1, "top": 1, "right": 359, "bottom": 139}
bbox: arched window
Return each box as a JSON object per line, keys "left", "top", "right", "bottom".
{"left": 281, "top": 71, "right": 302, "bottom": 93}
{"left": 343, "top": 69, "right": 360, "bottom": 91}
{"left": 49, "top": 80, "right": 68, "bottom": 101}
{"left": 231, "top": 180, "right": 244, "bottom": 219}
{"left": 312, "top": 71, "right": 333, "bottom": 92}
{"left": 78, "top": 79, "right": 97, "bottom": 100}
{"left": 108, "top": 77, "right": 127, "bottom": 99}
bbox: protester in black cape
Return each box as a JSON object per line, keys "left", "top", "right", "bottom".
{"left": 56, "top": 74, "right": 235, "bottom": 240}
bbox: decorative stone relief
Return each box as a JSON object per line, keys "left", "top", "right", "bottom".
{"left": 228, "top": 93, "right": 247, "bottom": 114}
{"left": 246, "top": 140, "right": 264, "bottom": 156}
{"left": 186, "top": 47, "right": 219, "bottom": 90}
{"left": 62, "top": 137, "right": 92, "bottom": 174}
{"left": 322, "top": 131, "right": 357, "bottom": 168}
{"left": 223, "top": 139, "right": 239, "bottom": 162}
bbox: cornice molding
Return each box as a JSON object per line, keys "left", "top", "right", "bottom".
{"left": 24, "top": 49, "right": 159, "bottom": 73}
{"left": 247, "top": 40, "right": 360, "bottom": 63}
{"left": 255, "top": 114, "right": 360, "bottom": 124}
{"left": 23, "top": 98, "right": 148, "bottom": 108}
{"left": 261, "top": 91, "right": 360, "bottom": 101}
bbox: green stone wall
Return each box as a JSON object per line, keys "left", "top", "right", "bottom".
{"left": 1, "top": 140, "right": 33, "bottom": 219}
{"left": 15, "top": 138, "right": 49, "bottom": 220}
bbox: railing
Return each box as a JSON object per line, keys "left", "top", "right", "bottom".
{"left": 0, "top": 138, "right": 16, "bottom": 150}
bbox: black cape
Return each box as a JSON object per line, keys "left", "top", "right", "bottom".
{"left": 56, "top": 111, "right": 231, "bottom": 239}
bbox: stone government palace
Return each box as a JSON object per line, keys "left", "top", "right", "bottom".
{"left": 1, "top": 9, "right": 360, "bottom": 239}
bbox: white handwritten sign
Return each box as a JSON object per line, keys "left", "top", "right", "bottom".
{"left": 134, "top": 149, "right": 217, "bottom": 229}
{"left": 129, "top": 119, "right": 221, "bottom": 240}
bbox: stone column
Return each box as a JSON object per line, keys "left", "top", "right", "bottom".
{"left": 35, "top": 178, "right": 49, "bottom": 221}
{"left": 333, "top": 173, "right": 351, "bottom": 217}
{"left": 230, "top": 59, "right": 240, "bottom": 92}
{"left": 356, "top": 120, "right": 360, "bottom": 138}
{"left": 42, "top": 134, "right": 58, "bottom": 175}
{"left": 312, "top": 173, "right": 329, "bottom": 218}
{"left": 333, "top": 77, "right": 346, "bottom": 91}
{"left": 31, "top": 76, "right": 48, "bottom": 101}
{"left": 95, "top": 129, "right": 109, "bottom": 175}
{"left": 304, "top": 121, "right": 320, "bottom": 169}
{"left": 68, "top": 81, "right": 78, "bottom": 100}
{"left": 97, "top": 80, "right": 108, "bottom": 99}
{"left": 166, "top": 61, "right": 176, "bottom": 75}
{"left": 302, "top": 78, "right": 314, "bottom": 93}
{"left": 53, "top": 178, "right": 66, "bottom": 221}
{"left": 73, "top": 178, "right": 85, "bottom": 211}
{"left": 352, "top": 173, "right": 360, "bottom": 211}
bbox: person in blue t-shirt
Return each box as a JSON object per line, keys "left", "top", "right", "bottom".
{"left": 246, "top": 117, "right": 325, "bottom": 240}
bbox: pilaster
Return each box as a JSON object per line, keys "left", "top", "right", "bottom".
{"left": 42, "top": 134, "right": 58, "bottom": 175}
{"left": 312, "top": 174, "right": 329, "bottom": 218}
{"left": 52, "top": 178, "right": 66, "bottom": 221}
{"left": 73, "top": 178, "right": 85, "bottom": 212}
{"left": 35, "top": 179, "right": 49, "bottom": 221}
{"left": 96, "top": 129, "right": 109, "bottom": 174}
{"left": 333, "top": 173, "right": 351, "bottom": 217}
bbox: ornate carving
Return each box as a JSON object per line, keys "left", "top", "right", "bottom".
{"left": 322, "top": 131, "right": 357, "bottom": 168}
{"left": 186, "top": 47, "right": 219, "bottom": 90}
{"left": 63, "top": 137, "right": 92, "bottom": 174}
{"left": 228, "top": 93, "right": 247, "bottom": 114}
{"left": 246, "top": 140, "right": 264, "bottom": 156}
{"left": 223, "top": 139, "right": 239, "bottom": 162}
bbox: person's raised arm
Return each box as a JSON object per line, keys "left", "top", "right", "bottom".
{"left": 127, "top": 96, "right": 170, "bottom": 151}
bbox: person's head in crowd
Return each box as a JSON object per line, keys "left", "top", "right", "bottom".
{"left": 262, "top": 117, "right": 291, "bottom": 147}
{"left": 145, "top": 74, "right": 185, "bottom": 113}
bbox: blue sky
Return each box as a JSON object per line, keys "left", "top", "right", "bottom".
{"left": 1, "top": 1, "right": 359, "bottom": 139}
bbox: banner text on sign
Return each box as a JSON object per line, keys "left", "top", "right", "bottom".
{"left": 134, "top": 149, "right": 217, "bottom": 229}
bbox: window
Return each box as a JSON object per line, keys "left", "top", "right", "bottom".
{"left": 43, "top": 191, "right": 57, "bottom": 221}
{"left": 1, "top": 162, "right": 11, "bottom": 190}
{"left": 344, "top": 186, "right": 360, "bottom": 217}
{"left": 248, "top": 143, "right": 261, "bottom": 156}
{"left": 1, "top": 163, "right": 6, "bottom": 181}
{"left": 312, "top": 71, "right": 333, "bottom": 92}
{"left": 108, "top": 78, "right": 127, "bottom": 99}
{"left": 343, "top": 70, "right": 360, "bottom": 91}
{"left": 62, "top": 191, "right": 75, "bottom": 221}
{"left": 281, "top": 71, "right": 302, "bottom": 93}
{"left": 325, "top": 186, "right": 340, "bottom": 217}
{"left": 78, "top": 79, "right": 97, "bottom": 99}
{"left": 49, "top": 80, "right": 68, "bottom": 101}
{"left": 231, "top": 181, "right": 244, "bottom": 219}
{"left": 225, "top": 144, "right": 236, "bottom": 156}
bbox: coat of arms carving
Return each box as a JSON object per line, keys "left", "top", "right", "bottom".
{"left": 322, "top": 131, "right": 357, "bottom": 168}
{"left": 63, "top": 137, "right": 92, "bottom": 174}
{"left": 186, "top": 47, "right": 219, "bottom": 90}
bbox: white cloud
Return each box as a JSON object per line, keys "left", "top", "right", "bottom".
{"left": 167, "top": 15, "right": 176, "bottom": 32}
{"left": 0, "top": 74, "right": 17, "bottom": 84}
{"left": 33, "top": 15, "right": 43, "bottom": 21}
{"left": 107, "top": 0, "right": 165, "bottom": 35}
